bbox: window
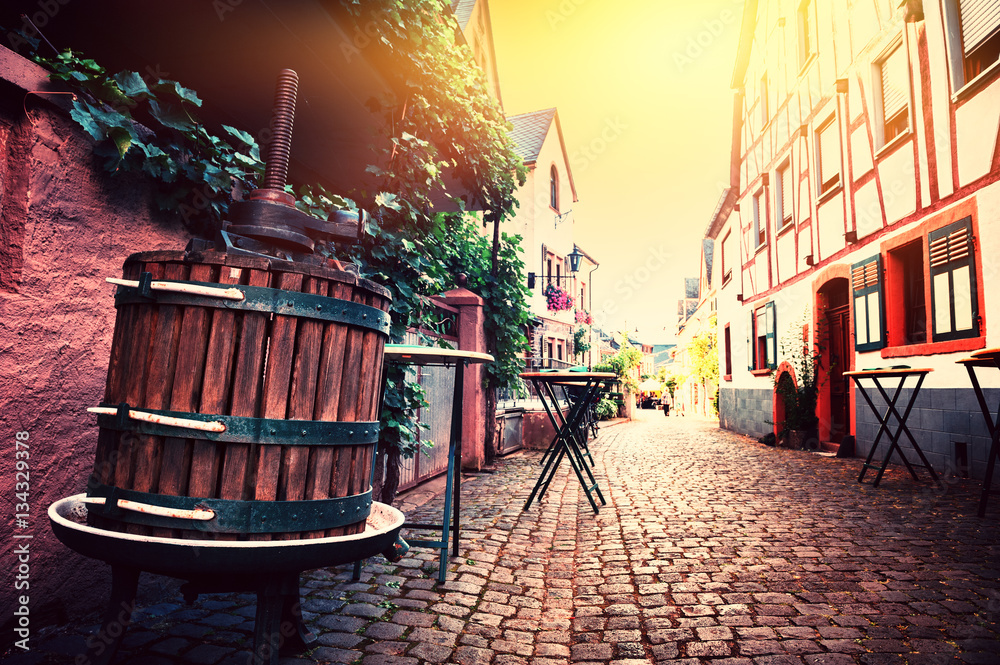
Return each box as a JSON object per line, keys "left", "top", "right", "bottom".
{"left": 929, "top": 217, "right": 979, "bottom": 342}
{"left": 944, "top": 0, "right": 1000, "bottom": 89}
{"left": 747, "top": 301, "right": 776, "bottom": 371}
{"left": 852, "top": 255, "right": 886, "bottom": 351}
{"left": 776, "top": 161, "right": 793, "bottom": 229}
{"left": 816, "top": 116, "right": 841, "bottom": 195}
{"left": 797, "top": 0, "right": 815, "bottom": 68}
{"left": 753, "top": 189, "right": 767, "bottom": 248}
{"left": 557, "top": 341, "right": 564, "bottom": 361}
{"left": 759, "top": 74, "right": 769, "bottom": 128}
{"left": 722, "top": 231, "right": 734, "bottom": 281}
{"left": 887, "top": 241, "right": 927, "bottom": 345}
{"left": 877, "top": 44, "right": 910, "bottom": 145}
{"left": 724, "top": 324, "right": 733, "bottom": 377}
{"left": 546, "top": 257, "right": 553, "bottom": 284}
{"left": 556, "top": 263, "right": 561, "bottom": 285}
{"left": 550, "top": 165, "right": 559, "bottom": 211}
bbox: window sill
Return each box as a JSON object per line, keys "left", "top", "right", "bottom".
{"left": 750, "top": 368, "right": 772, "bottom": 377}
{"left": 754, "top": 242, "right": 769, "bottom": 256}
{"left": 798, "top": 53, "right": 817, "bottom": 77}
{"left": 880, "top": 336, "right": 986, "bottom": 358}
{"left": 776, "top": 220, "right": 794, "bottom": 237}
{"left": 817, "top": 182, "right": 842, "bottom": 205}
{"left": 722, "top": 272, "right": 732, "bottom": 288}
{"left": 952, "top": 59, "right": 1000, "bottom": 104}
{"left": 723, "top": 374, "right": 733, "bottom": 382}
{"left": 874, "top": 129, "right": 911, "bottom": 159}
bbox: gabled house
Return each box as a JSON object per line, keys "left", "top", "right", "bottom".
{"left": 451, "top": 0, "right": 503, "bottom": 104}
{"left": 675, "top": 217, "right": 720, "bottom": 418}
{"left": 716, "top": 0, "right": 999, "bottom": 477}
{"left": 505, "top": 107, "right": 597, "bottom": 369}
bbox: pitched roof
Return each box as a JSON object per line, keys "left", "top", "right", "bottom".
{"left": 507, "top": 107, "right": 579, "bottom": 203}
{"left": 685, "top": 277, "right": 700, "bottom": 299}
{"left": 702, "top": 239, "right": 714, "bottom": 289}
{"left": 450, "top": 0, "right": 476, "bottom": 30}
{"left": 731, "top": 0, "right": 759, "bottom": 88}
{"left": 507, "top": 108, "right": 557, "bottom": 164}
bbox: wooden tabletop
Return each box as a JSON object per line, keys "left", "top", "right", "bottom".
{"left": 385, "top": 345, "right": 494, "bottom": 365}
{"left": 957, "top": 352, "right": 1000, "bottom": 367}
{"left": 844, "top": 367, "right": 933, "bottom": 377}
{"left": 519, "top": 371, "right": 617, "bottom": 381}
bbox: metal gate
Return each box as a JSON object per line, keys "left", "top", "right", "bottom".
{"left": 396, "top": 323, "right": 459, "bottom": 491}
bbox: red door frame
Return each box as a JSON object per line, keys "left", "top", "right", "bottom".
{"left": 812, "top": 264, "right": 855, "bottom": 442}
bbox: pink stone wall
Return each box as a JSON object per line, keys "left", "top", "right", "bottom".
{"left": 1, "top": 53, "right": 189, "bottom": 633}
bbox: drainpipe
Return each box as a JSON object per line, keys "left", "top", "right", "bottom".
{"left": 588, "top": 263, "right": 599, "bottom": 369}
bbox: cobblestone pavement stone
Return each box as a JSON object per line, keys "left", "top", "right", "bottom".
{"left": 11, "top": 413, "right": 1000, "bottom": 664}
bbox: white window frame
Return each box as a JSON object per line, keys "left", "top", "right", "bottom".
{"left": 753, "top": 188, "right": 768, "bottom": 249}
{"left": 941, "top": 0, "right": 1000, "bottom": 94}
{"left": 776, "top": 159, "right": 794, "bottom": 230}
{"left": 815, "top": 115, "right": 842, "bottom": 197}
{"left": 874, "top": 39, "right": 911, "bottom": 149}
{"left": 797, "top": 0, "right": 816, "bottom": 70}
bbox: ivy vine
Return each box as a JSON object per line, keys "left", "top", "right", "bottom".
{"left": 22, "top": 0, "right": 531, "bottom": 504}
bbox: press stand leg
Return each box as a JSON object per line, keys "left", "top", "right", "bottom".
{"left": 86, "top": 565, "right": 140, "bottom": 665}
{"left": 254, "top": 574, "right": 314, "bottom": 664}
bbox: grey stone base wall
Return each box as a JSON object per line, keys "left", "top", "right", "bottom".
{"left": 720, "top": 385, "right": 997, "bottom": 481}
{"left": 854, "top": 387, "right": 997, "bottom": 482}
{"left": 719, "top": 386, "right": 775, "bottom": 441}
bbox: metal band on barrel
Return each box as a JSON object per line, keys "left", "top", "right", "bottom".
{"left": 113, "top": 273, "right": 390, "bottom": 336}
{"left": 95, "top": 404, "right": 379, "bottom": 445}
{"left": 86, "top": 484, "right": 373, "bottom": 534}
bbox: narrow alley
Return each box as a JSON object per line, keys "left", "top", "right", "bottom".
{"left": 18, "top": 412, "right": 1000, "bottom": 664}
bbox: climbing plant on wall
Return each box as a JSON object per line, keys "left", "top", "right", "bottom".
{"left": 26, "top": 0, "right": 530, "bottom": 504}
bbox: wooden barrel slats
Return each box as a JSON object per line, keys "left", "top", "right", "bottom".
{"left": 88, "top": 250, "right": 390, "bottom": 541}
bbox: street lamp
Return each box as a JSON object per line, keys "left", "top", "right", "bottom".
{"left": 568, "top": 247, "right": 584, "bottom": 273}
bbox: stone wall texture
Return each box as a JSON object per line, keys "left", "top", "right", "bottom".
{"left": 1, "top": 63, "right": 189, "bottom": 635}
{"left": 718, "top": 386, "right": 775, "bottom": 440}
{"left": 853, "top": 387, "right": 998, "bottom": 481}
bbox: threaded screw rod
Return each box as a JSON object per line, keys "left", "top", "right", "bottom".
{"left": 262, "top": 69, "right": 299, "bottom": 192}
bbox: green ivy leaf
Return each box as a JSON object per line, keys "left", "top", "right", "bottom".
{"left": 152, "top": 79, "right": 202, "bottom": 107}
{"left": 148, "top": 98, "right": 196, "bottom": 131}
{"left": 113, "top": 71, "right": 151, "bottom": 99}
{"left": 222, "top": 124, "right": 255, "bottom": 146}
{"left": 69, "top": 101, "right": 103, "bottom": 141}
{"left": 107, "top": 126, "right": 133, "bottom": 160}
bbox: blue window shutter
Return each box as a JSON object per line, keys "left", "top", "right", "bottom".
{"left": 852, "top": 255, "right": 886, "bottom": 351}
{"left": 765, "top": 301, "right": 777, "bottom": 370}
{"left": 929, "top": 216, "right": 978, "bottom": 342}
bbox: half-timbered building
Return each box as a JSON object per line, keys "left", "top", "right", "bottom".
{"left": 716, "top": 0, "right": 1000, "bottom": 477}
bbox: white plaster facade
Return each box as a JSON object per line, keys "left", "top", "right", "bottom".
{"left": 715, "top": 0, "right": 1000, "bottom": 479}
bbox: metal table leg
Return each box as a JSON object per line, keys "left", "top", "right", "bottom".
{"left": 963, "top": 360, "right": 1000, "bottom": 517}
{"left": 524, "top": 377, "right": 607, "bottom": 513}
{"left": 854, "top": 373, "right": 939, "bottom": 487}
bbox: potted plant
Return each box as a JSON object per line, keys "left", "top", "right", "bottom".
{"left": 774, "top": 309, "right": 824, "bottom": 449}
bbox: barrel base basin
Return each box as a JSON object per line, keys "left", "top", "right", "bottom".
{"left": 49, "top": 494, "right": 404, "bottom": 579}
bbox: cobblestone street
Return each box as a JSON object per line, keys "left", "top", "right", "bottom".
{"left": 16, "top": 412, "right": 1000, "bottom": 665}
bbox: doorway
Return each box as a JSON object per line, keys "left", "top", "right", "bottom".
{"left": 818, "top": 278, "right": 851, "bottom": 443}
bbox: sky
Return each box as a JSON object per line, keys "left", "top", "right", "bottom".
{"left": 489, "top": 0, "right": 745, "bottom": 344}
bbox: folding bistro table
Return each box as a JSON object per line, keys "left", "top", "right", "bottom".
{"left": 520, "top": 371, "right": 616, "bottom": 513}
{"left": 955, "top": 348, "right": 1000, "bottom": 517}
{"left": 355, "top": 345, "right": 492, "bottom": 583}
{"left": 845, "top": 367, "right": 941, "bottom": 488}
